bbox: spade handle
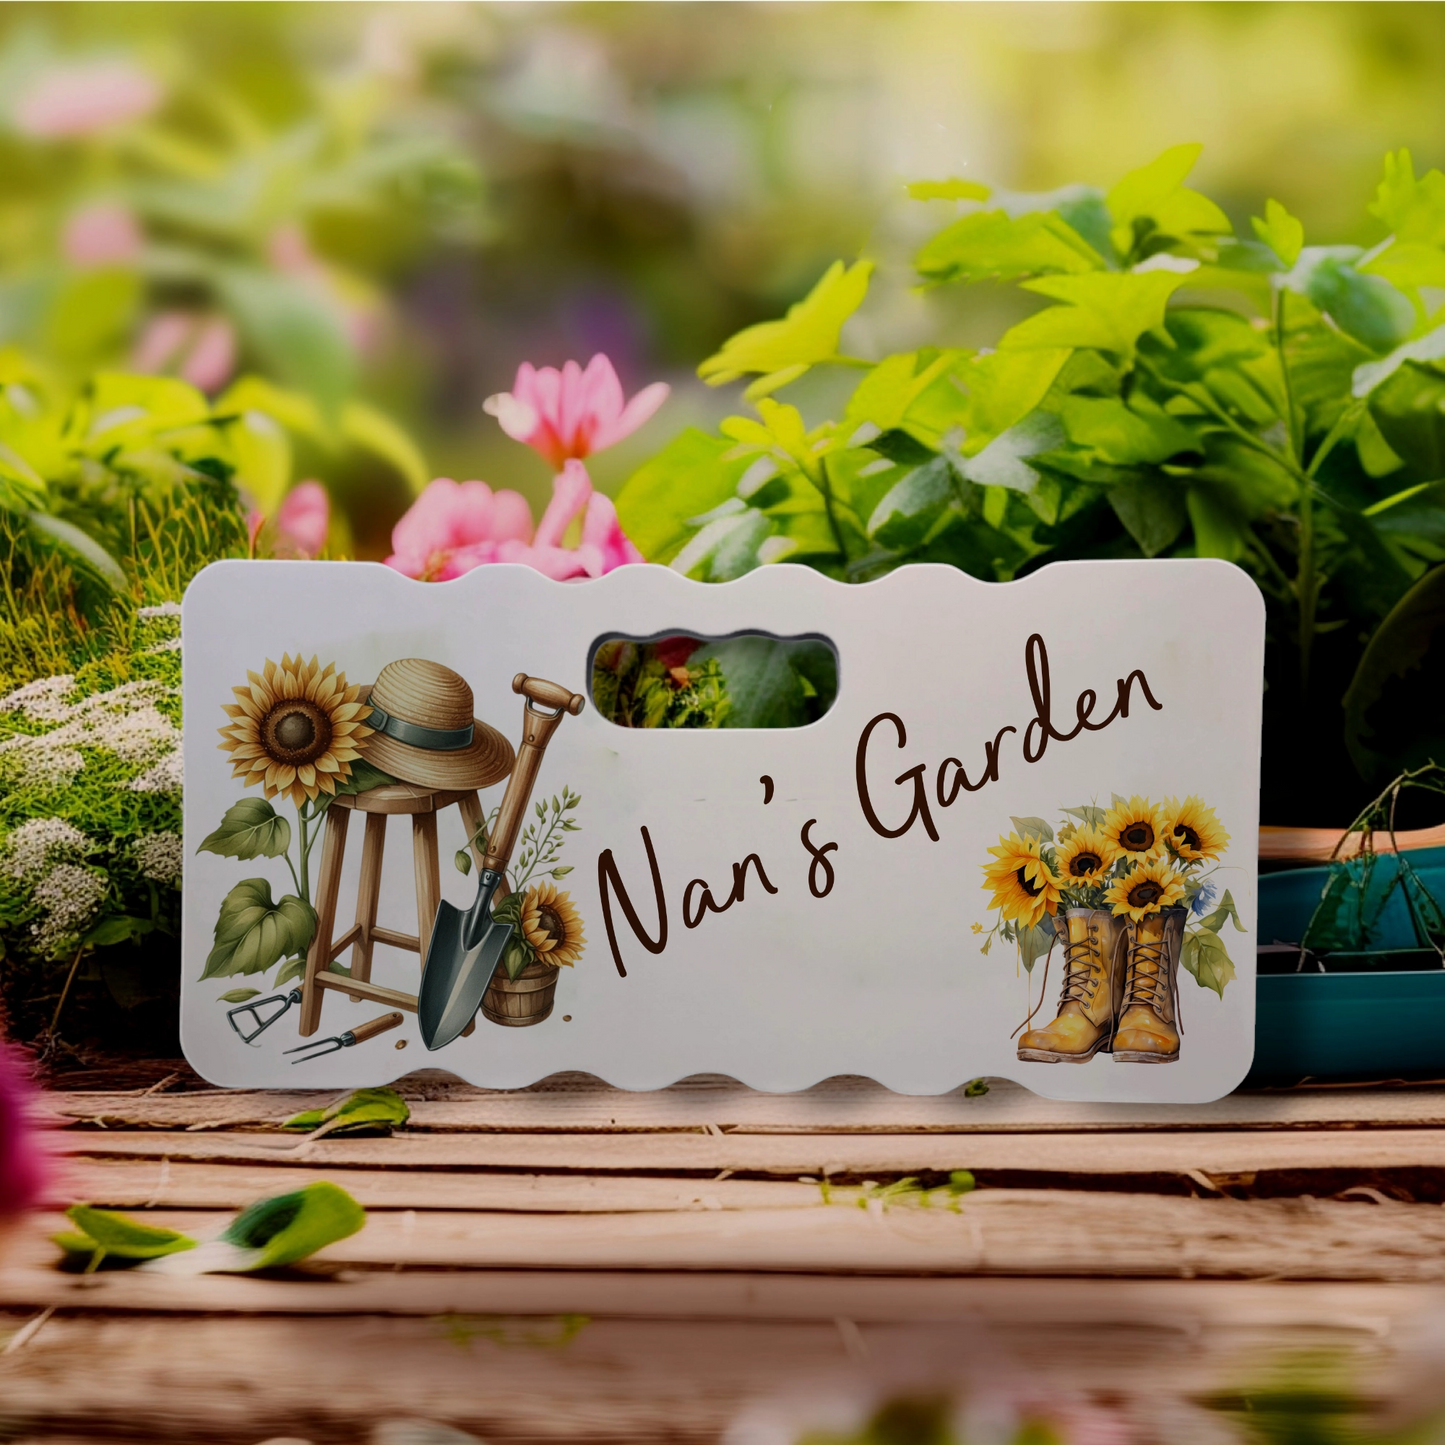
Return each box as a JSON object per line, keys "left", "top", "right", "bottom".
{"left": 513, "top": 673, "right": 585, "bottom": 715}
{"left": 483, "top": 675, "right": 582, "bottom": 871}
{"left": 349, "top": 1012, "right": 404, "bottom": 1044}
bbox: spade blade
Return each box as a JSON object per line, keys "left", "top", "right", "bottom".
{"left": 417, "top": 899, "right": 513, "bottom": 1050}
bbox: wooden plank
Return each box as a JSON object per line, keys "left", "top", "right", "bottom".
{"left": 47, "top": 1076, "right": 1445, "bottom": 1135}
{"left": 0, "top": 1255, "right": 1439, "bottom": 1322}
{"left": 56, "top": 1127, "right": 1445, "bottom": 1174}
{"left": 64, "top": 1158, "right": 823, "bottom": 1212}
{"left": 1, "top": 1298, "right": 1431, "bottom": 1443}
{"left": 14, "top": 1191, "right": 1445, "bottom": 1283}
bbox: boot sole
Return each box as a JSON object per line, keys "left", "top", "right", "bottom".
{"left": 1017, "top": 1040, "right": 1108, "bottom": 1064}
{"left": 1112, "top": 1049, "right": 1179, "bottom": 1063}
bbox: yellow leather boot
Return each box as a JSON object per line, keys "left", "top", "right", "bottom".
{"left": 1114, "top": 906, "right": 1186, "bottom": 1063}
{"left": 1017, "top": 909, "right": 1127, "bottom": 1063}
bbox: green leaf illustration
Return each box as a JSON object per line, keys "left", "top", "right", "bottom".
{"left": 201, "top": 879, "right": 316, "bottom": 980}
{"left": 1195, "top": 889, "right": 1246, "bottom": 935}
{"left": 274, "top": 955, "right": 307, "bottom": 987}
{"left": 218, "top": 988, "right": 261, "bottom": 1004}
{"left": 1010, "top": 816, "right": 1055, "bottom": 844}
{"left": 330, "top": 759, "right": 399, "bottom": 797}
{"left": 1180, "top": 929, "right": 1237, "bottom": 998}
{"left": 197, "top": 798, "right": 291, "bottom": 861}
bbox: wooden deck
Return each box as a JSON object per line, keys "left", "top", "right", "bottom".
{"left": 5, "top": 1070, "right": 1445, "bottom": 1442}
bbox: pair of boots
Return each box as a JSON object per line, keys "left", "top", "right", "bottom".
{"left": 1017, "top": 907, "right": 1185, "bottom": 1064}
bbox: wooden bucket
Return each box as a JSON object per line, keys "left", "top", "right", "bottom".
{"left": 482, "top": 959, "right": 560, "bottom": 1027}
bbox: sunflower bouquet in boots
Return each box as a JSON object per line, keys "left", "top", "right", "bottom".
{"left": 978, "top": 795, "right": 1243, "bottom": 1065}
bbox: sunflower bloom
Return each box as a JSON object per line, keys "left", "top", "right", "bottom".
{"left": 218, "top": 654, "right": 373, "bottom": 808}
{"left": 1054, "top": 825, "right": 1119, "bottom": 884}
{"left": 1104, "top": 855, "right": 1186, "bottom": 922}
{"left": 1103, "top": 795, "right": 1163, "bottom": 860}
{"left": 520, "top": 881, "right": 587, "bottom": 967}
{"left": 981, "top": 832, "right": 1061, "bottom": 930}
{"left": 1161, "top": 795, "right": 1230, "bottom": 862}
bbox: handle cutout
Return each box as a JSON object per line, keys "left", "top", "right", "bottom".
{"left": 589, "top": 631, "right": 838, "bottom": 730}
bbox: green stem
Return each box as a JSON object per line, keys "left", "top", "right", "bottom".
{"left": 815, "top": 453, "right": 851, "bottom": 566}
{"left": 294, "top": 801, "right": 313, "bottom": 907}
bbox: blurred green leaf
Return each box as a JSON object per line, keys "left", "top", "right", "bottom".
{"left": 56, "top": 1205, "right": 196, "bottom": 1263}
{"left": 217, "top": 269, "right": 355, "bottom": 417}
{"left": 697, "top": 260, "right": 872, "bottom": 397}
{"left": 217, "top": 1181, "right": 366, "bottom": 1270}
{"left": 915, "top": 209, "right": 1104, "bottom": 284}
{"left": 617, "top": 428, "right": 755, "bottom": 564}
{"left": 1251, "top": 198, "right": 1304, "bottom": 268}
{"left": 341, "top": 400, "right": 429, "bottom": 495}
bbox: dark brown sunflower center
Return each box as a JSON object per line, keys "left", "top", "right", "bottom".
{"left": 1068, "top": 852, "right": 1102, "bottom": 877}
{"left": 1015, "top": 867, "right": 1043, "bottom": 897}
{"left": 1121, "top": 822, "right": 1155, "bottom": 852}
{"left": 262, "top": 698, "right": 332, "bottom": 766}
{"left": 535, "top": 904, "right": 565, "bottom": 946}
{"left": 1127, "top": 878, "right": 1164, "bottom": 908}
{"left": 1174, "top": 824, "right": 1201, "bottom": 851}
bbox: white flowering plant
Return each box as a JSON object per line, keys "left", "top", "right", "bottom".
{"left": 0, "top": 605, "right": 187, "bottom": 1042}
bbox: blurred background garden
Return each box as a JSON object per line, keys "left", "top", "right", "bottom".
{"left": 8, "top": 1, "right": 1445, "bottom": 546}
{"left": 7, "top": 0, "right": 1445, "bottom": 1053}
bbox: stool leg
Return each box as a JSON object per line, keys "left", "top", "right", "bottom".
{"left": 349, "top": 812, "right": 386, "bottom": 1001}
{"left": 413, "top": 811, "right": 441, "bottom": 966}
{"left": 298, "top": 804, "right": 351, "bottom": 1037}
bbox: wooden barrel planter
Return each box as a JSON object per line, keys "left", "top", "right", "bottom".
{"left": 482, "top": 959, "right": 560, "bottom": 1027}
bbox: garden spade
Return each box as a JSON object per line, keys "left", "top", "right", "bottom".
{"left": 418, "top": 674, "right": 585, "bottom": 1050}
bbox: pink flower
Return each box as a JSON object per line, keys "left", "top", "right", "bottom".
{"left": 484, "top": 354, "right": 669, "bottom": 468}
{"left": 495, "top": 461, "right": 645, "bottom": 580}
{"left": 132, "top": 312, "right": 236, "bottom": 393}
{"left": 385, "top": 478, "right": 535, "bottom": 581}
{"left": 62, "top": 201, "right": 143, "bottom": 267}
{"left": 386, "top": 463, "right": 643, "bottom": 582}
{"left": 276, "top": 482, "right": 331, "bottom": 558}
{"left": 13, "top": 60, "right": 162, "bottom": 139}
{"left": 0, "top": 1045, "right": 47, "bottom": 1217}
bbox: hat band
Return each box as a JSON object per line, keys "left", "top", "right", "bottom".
{"left": 367, "top": 704, "right": 474, "bottom": 752}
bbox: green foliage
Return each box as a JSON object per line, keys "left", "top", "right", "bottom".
{"left": 591, "top": 640, "right": 732, "bottom": 730}
{"left": 697, "top": 260, "right": 873, "bottom": 399}
{"left": 622, "top": 145, "right": 1445, "bottom": 814}
{"left": 198, "top": 799, "right": 292, "bottom": 862}
{"left": 55, "top": 1182, "right": 367, "bottom": 1274}
{"left": 200, "top": 878, "right": 316, "bottom": 980}
{"left": 283, "top": 1087, "right": 412, "bottom": 1137}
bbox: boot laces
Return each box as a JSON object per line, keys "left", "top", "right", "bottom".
{"left": 1059, "top": 925, "right": 1102, "bottom": 1007}
{"left": 1124, "top": 936, "right": 1170, "bottom": 1014}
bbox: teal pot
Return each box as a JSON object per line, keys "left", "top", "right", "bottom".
{"left": 1250, "top": 847, "right": 1445, "bottom": 1080}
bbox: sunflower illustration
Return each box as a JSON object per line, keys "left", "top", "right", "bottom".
{"left": 1103, "top": 795, "right": 1163, "bottom": 859}
{"left": 981, "top": 832, "right": 1061, "bottom": 930}
{"left": 1054, "top": 825, "right": 1119, "bottom": 883}
{"left": 218, "top": 654, "right": 373, "bottom": 808}
{"left": 520, "top": 881, "right": 587, "bottom": 967}
{"left": 1104, "top": 855, "right": 1186, "bottom": 922}
{"left": 1161, "top": 795, "right": 1230, "bottom": 862}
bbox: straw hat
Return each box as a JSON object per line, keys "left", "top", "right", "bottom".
{"left": 358, "top": 659, "right": 513, "bottom": 790}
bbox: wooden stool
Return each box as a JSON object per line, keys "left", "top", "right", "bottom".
{"left": 297, "top": 782, "right": 507, "bottom": 1038}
